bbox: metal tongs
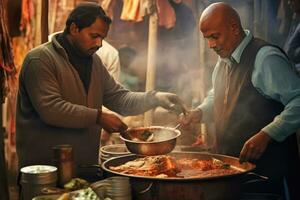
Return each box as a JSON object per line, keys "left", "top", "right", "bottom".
{"left": 212, "top": 158, "right": 231, "bottom": 169}
{"left": 212, "top": 158, "right": 245, "bottom": 172}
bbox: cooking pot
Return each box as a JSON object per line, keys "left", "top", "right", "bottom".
{"left": 102, "top": 152, "right": 265, "bottom": 200}
{"left": 120, "top": 126, "right": 181, "bottom": 156}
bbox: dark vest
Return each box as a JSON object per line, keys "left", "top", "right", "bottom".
{"left": 214, "top": 38, "right": 284, "bottom": 156}
{"left": 213, "top": 38, "right": 300, "bottom": 199}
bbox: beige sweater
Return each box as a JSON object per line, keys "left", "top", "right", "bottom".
{"left": 16, "top": 35, "right": 156, "bottom": 171}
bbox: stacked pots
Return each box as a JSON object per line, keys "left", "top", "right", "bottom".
{"left": 99, "top": 144, "right": 131, "bottom": 165}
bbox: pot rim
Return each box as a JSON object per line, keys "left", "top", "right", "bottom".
{"left": 120, "top": 126, "right": 181, "bottom": 144}
{"left": 101, "top": 152, "right": 256, "bottom": 182}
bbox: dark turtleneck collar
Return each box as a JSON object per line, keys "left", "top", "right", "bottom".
{"left": 57, "top": 33, "right": 92, "bottom": 94}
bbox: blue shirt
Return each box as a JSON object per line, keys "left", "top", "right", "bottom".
{"left": 198, "top": 30, "right": 300, "bottom": 142}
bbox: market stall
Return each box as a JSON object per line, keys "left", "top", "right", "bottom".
{"left": 1, "top": 1, "right": 300, "bottom": 200}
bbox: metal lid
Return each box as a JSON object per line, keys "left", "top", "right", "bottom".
{"left": 20, "top": 165, "right": 57, "bottom": 184}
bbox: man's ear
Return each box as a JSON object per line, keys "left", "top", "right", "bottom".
{"left": 230, "top": 20, "right": 239, "bottom": 36}
{"left": 69, "top": 22, "right": 79, "bottom": 35}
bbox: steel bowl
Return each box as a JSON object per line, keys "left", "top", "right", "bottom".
{"left": 120, "top": 126, "right": 181, "bottom": 156}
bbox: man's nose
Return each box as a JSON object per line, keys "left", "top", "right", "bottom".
{"left": 207, "top": 39, "right": 216, "bottom": 48}
{"left": 95, "top": 38, "right": 103, "bottom": 47}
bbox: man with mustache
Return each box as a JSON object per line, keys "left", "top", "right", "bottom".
{"left": 181, "top": 2, "right": 300, "bottom": 199}
{"left": 16, "top": 2, "right": 186, "bottom": 179}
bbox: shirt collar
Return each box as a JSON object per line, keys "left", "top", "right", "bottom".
{"left": 231, "top": 30, "right": 253, "bottom": 63}
{"left": 221, "top": 30, "right": 253, "bottom": 65}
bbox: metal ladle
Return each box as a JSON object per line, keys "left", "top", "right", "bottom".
{"left": 141, "top": 123, "right": 182, "bottom": 142}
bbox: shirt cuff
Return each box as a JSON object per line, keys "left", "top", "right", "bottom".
{"left": 197, "top": 103, "right": 213, "bottom": 123}
{"left": 262, "top": 120, "right": 288, "bottom": 142}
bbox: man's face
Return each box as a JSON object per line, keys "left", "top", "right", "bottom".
{"left": 71, "top": 17, "right": 109, "bottom": 57}
{"left": 200, "top": 18, "right": 238, "bottom": 58}
{"left": 288, "top": 0, "right": 300, "bottom": 14}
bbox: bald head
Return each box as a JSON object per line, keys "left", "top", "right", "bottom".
{"left": 200, "top": 2, "right": 242, "bottom": 32}
{"left": 199, "top": 2, "right": 245, "bottom": 58}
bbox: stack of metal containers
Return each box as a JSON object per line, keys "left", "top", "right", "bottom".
{"left": 92, "top": 176, "right": 132, "bottom": 200}
{"left": 99, "top": 144, "right": 131, "bottom": 164}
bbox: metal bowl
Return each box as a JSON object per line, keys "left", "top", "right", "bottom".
{"left": 120, "top": 126, "right": 181, "bottom": 156}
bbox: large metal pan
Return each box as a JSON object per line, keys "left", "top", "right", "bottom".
{"left": 102, "top": 152, "right": 261, "bottom": 200}
{"left": 102, "top": 151, "right": 255, "bottom": 181}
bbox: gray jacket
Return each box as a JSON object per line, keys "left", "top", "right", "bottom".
{"left": 16, "top": 35, "right": 156, "bottom": 170}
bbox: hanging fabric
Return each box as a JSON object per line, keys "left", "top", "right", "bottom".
{"left": 120, "top": 0, "right": 177, "bottom": 28}
{"left": 156, "top": 0, "right": 176, "bottom": 29}
{"left": 0, "top": 0, "right": 17, "bottom": 101}
{"left": 0, "top": 0, "right": 18, "bottom": 162}
{"left": 120, "top": 0, "right": 143, "bottom": 22}
{"left": 20, "top": 0, "right": 35, "bottom": 49}
{"left": 101, "top": 0, "right": 115, "bottom": 19}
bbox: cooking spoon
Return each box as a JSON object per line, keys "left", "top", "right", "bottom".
{"left": 120, "top": 129, "right": 154, "bottom": 142}
{"left": 142, "top": 123, "right": 182, "bottom": 142}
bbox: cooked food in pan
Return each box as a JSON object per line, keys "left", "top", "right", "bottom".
{"left": 109, "top": 155, "right": 239, "bottom": 178}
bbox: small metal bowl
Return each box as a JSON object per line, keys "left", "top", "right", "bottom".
{"left": 120, "top": 126, "right": 181, "bottom": 156}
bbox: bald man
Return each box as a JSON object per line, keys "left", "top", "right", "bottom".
{"left": 181, "top": 2, "right": 300, "bottom": 199}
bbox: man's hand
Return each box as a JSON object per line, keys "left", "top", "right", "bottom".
{"left": 179, "top": 108, "right": 202, "bottom": 130}
{"left": 239, "top": 131, "right": 271, "bottom": 163}
{"left": 100, "top": 130, "right": 111, "bottom": 144}
{"left": 180, "top": 109, "right": 202, "bottom": 125}
{"left": 97, "top": 111, "right": 128, "bottom": 133}
{"left": 154, "top": 92, "right": 187, "bottom": 115}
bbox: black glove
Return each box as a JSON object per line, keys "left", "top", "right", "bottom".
{"left": 153, "top": 92, "right": 187, "bottom": 115}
